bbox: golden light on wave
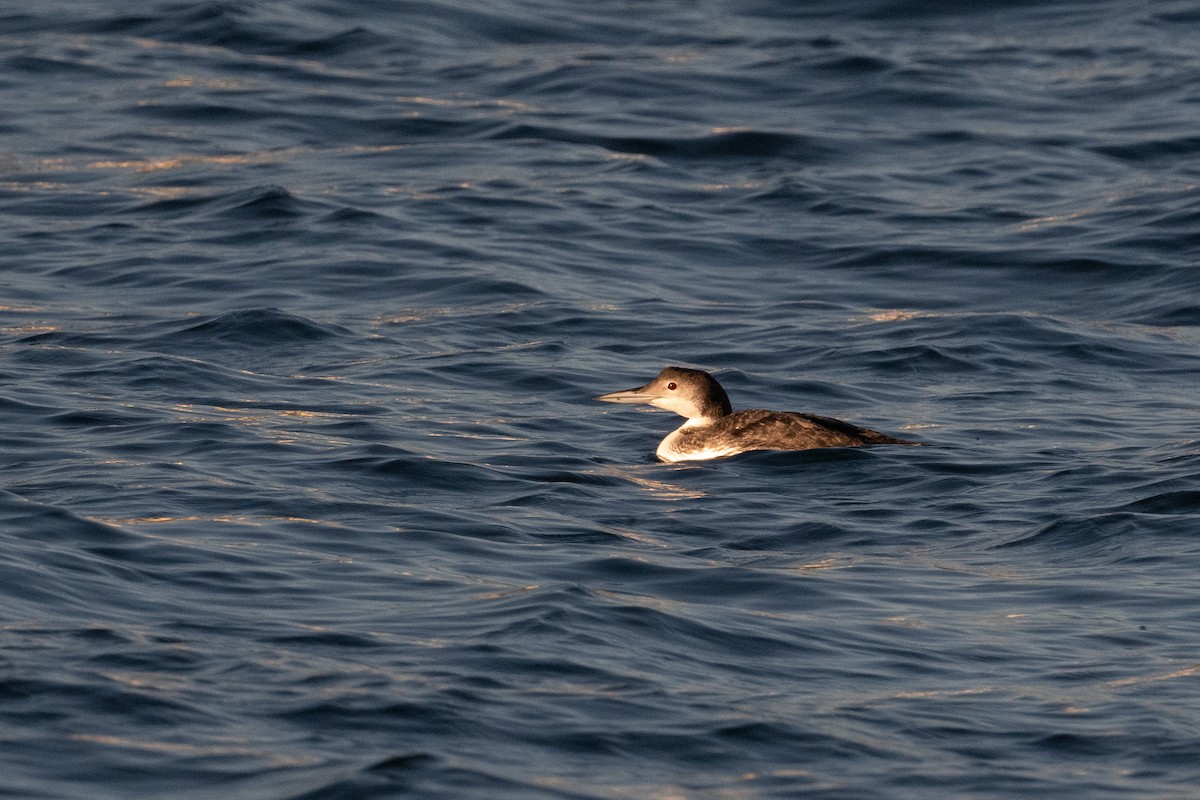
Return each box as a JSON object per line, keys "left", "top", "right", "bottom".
{"left": 378, "top": 300, "right": 536, "bottom": 325}
{"left": 862, "top": 308, "right": 931, "bottom": 323}
{"left": 598, "top": 466, "right": 706, "bottom": 500}
{"left": 164, "top": 401, "right": 366, "bottom": 448}
{"left": 473, "top": 584, "right": 540, "bottom": 601}
{"left": 128, "top": 186, "right": 192, "bottom": 200}
{"left": 793, "top": 557, "right": 854, "bottom": 571}
{"left": 278, "top": 409, "right": 342, "bottom": 419}
{"left": 395, "top": 94, "right": 528, "bottom": 111}
{"left": 7, "top": 140, "right": 486, "bottom": 210}
{"left": 163, "top": 76, "right": 252, "bottom": 90}
{"left": 894, "top": 687, "right": 992, "bottom": 699}
{"left": 1019, "top": 182, "right": 1197, "bottom": 232}
{"left": 693, "top": 179, "right": 765, "bottom": 191}
{"left": 0, "top": 323, "right": 57, "bottom": 335}
{"left": 1108, "top": 662, "right": 1200, "bottom": 687}
{"left": 1019, "top": 207, "right": 1094, "bottom": 231}
{"left": 100, "top": 513, "right": 342, "bottom": 529}
{"left": 0, "top": 179, "right": 69, "bottom": 192}
{"left": 88, "top": 151, "right": 286, "bottom": 174}
{"left": 56, "top": 143, "right": 403, "bottom": 176}
{"left": 71, "top": 733, "right": 323, "bottom": 765}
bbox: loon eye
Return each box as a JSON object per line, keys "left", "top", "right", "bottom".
{"left": 667, "top": 382, "right": 677, "bottom": 390}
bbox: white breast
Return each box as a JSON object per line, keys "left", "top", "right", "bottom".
{"left": 656, "top": 427, "right": 743, "bottom": 462}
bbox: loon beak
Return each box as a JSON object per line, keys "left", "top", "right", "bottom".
{"left": 595, "top": 385, "right": 658, "bottom": 404}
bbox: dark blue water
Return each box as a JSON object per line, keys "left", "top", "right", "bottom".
{"left": 4, "top": 1, "right": 1200, "bottom": 797}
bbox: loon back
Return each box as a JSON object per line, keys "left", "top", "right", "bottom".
{"left": 659, "top": 409, "right": 914, "bottom": 461}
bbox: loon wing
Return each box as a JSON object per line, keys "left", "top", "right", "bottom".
{"left": 717, "top": 410, "right": 913, "bottom": 450}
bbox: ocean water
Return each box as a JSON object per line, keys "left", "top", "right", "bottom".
{"left": 3, "top": 1, "right": 1200, "bottom": 797}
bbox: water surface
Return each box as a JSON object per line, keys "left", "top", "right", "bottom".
{"left": 3, "top": 1, "right": 1200, "bottom": 797}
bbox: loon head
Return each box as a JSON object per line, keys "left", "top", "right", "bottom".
{"left": 595, "top": 366, "right": 733, "bottom": 424}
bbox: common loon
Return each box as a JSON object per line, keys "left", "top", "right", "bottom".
{"left": 596, "top": 366, "right": 918, "bottom": 462}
